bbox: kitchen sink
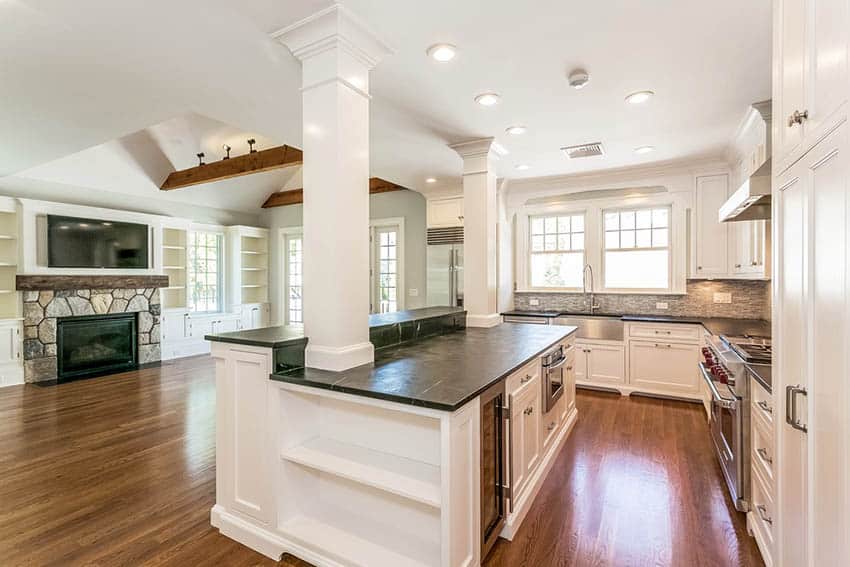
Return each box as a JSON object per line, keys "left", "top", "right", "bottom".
{"left": 553, "top": 315, "right": 624, "bottom": 341}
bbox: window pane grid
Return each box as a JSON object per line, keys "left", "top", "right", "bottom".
{"left": 603, "top": 207, "right": 670, "bottom": 290}
{"left": 287, "top": 237, "right": 303, "bottom": 324}
{"left": 188, "top": 232, "right": 222, "bottom": 313}
{"left": 378, "top": 230, "right": 398, "bottom": 313}
{"left": 604, "top": 208, "right": 669, "bottom": 251}
{"left": 529, "top": 214, "right": 585, "bottom": 288}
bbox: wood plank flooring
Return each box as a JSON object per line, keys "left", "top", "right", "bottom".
{"left": 0, "top": 357, "right": 763, "bottom": 566}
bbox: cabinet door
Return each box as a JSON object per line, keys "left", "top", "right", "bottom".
{"left": 628, "top": 341, "right": 701, "bottom": 394}
{"left": 219, "top": 318, "right": 239, "bottom": 333}
{"left": 587, "top": 344, "right": 625, "bottom": 385}
{"left": 574, "top": 347, "right": 588, "bottom": 382}
{"left": 694, "top": 175, "right": 729, "bottom": 277}
{"left": 804, "top": 0, "right": 848, "bottom": 140}
{"left": 161, "top": 312, "right": 189, "bottom": 342}
{"left": 775, "top": 0, "right": 807, "bottom": 163}
{"left": 565, "top": 355, "right": 576, "bottom": 414}
{"left": 0, "top": 323, "right": 18, "bottom": 365}
{"left": 428, "top": 198, "right": 464, "bottom": 228}
{"left": 730, "top": 221, "right": 763, "bottom": 275}
{"left": 510, "top": 378, "right": 540, "bottom": 501}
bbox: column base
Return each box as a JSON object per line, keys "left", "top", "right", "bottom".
{"left": 305, "top": 341, "right": 375, "bottom": 371}
{"left": 465, "top": 313, "right": 502, "bottom": 328}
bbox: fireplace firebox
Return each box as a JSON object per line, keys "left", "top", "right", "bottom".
{"left": 57, "top": 313, "right": 138, "bottom": 382}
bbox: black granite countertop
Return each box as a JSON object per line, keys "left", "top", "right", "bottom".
{"left": 369, "top": 306, "right": 465, "bottom": 328}
{"left": 205, "top": 326, "right": 308, "bottom": 349}
{"left": 501, "top": 311, "right": 771, "bottom": 338}
{"left": 273, "top": 324, "right": 577, "bottom": 412}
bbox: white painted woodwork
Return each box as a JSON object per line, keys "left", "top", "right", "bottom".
{"left": 584, "top": 342, "right": 626, "bottom": 385}
{"left": 274, "top": 5, "right": 390, "bottom": 371}
{"left": 451, "top": 139, "right": 500, "bottom": 328}
{"left": 0, "top": 320, "right": 23, "bottom": 387}
{"left": 694, "top": 174, "right": 730, "bottom": 277}
{"left": 775, "top": 121, "right": 850, "bottom": 567}
{"left": 509, "top": 375, "right": 540, "bottom": 503}
{"left": 628, "top": 341, "right": 701, "bottom": 395}
{"left": 427, "top": 197, "right": 464, "bottom": 228}
{"left": 161, "top": 311, "right": 241, "bottom": 360}
{"left": 628, "top": 322, "right": 701, "bottom": 343}
{"left": 226, "top": 225, "right": 270, "bottom": 310}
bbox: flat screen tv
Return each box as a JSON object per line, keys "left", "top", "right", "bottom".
{"left": 47, "top": 215, "right": 149, "bottom": 269}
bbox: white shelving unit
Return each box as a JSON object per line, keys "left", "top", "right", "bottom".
{"left": 160, "top": 226, "right": 188, "bottom": 310}
{"left": 226, "top": 226, "right": 270, "bottom": 326}
{"left": 0, "top": 198, "right": 19, "bottom": 319}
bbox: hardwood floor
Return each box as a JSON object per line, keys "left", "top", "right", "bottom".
{"left": 0, "top": 358, "right": 762, "bottom": 566}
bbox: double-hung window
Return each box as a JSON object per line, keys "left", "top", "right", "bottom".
{"left": 529, "top": 214, "right": 585, "bottom": 289}
{"left": 603, "top": 207, "right": 671, "bottom": 290}
{"left": 188, "top": 231, "right": 223, "bottom": 313}
{"left": 285, "top": 234, "right": 303, "bottom": 324}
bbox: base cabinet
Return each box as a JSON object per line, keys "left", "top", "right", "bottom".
{"left": 0, "top": 319, "right": 22, "bottom": 387}
{"left": 509, "top": 376, "right": 540, "bottom": 503}
{"left": 575, "top": 341, "right": 625, "bottom": 386}
{"left": 628, "top": 340, "right": 701, "bottom": 395}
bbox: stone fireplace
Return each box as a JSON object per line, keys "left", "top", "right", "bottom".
{"left": 19, "top": 275, "right": 168, "bottom": 383}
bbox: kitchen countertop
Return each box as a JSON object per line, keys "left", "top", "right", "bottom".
{"left": 204, "top": 325, "right": 308, "bottom": 349}
{"left": 369, "top": 306, "right": 464, "bottom": 328}
{"left": 501, "top": 311, "right": 771, "bottom": 338}
{"left": 273, "top": 324, "right": 577, "bottom": 411}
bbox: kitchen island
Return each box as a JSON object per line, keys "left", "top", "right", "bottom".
{"left": 207, "top": 310, "right": 577, "bottom": 567}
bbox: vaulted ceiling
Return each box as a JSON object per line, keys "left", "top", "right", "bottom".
{"left": 0, "top": 0, "right": 771, "bottom": 212}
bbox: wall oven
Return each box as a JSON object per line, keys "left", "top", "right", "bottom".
{"left": 541, "top": 344, "right": 567, "bottom": 413}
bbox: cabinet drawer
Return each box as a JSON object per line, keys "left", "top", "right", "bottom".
{"left": 628, "top": 340, "right": 701, "bottom": 394}
{"left": 752, "top": 414, "right": 775, "bottom": 489}
{"left": 628, "top": 323, "right": 700, "bottom": 343}
{"left": 750, "top": 378, "right": 774, "bottom": 432}
{"left": 506, "top": 358, "right": 541, "bottom": 396}
{"left": 750, "top": 464, "right": 775, "bottom": 563}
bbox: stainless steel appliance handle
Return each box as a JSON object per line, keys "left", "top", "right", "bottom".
{"left": 698, "top": 363, "right": 736, "bottom": 409}
{"left": 546, "top": 357, "right": 569, "bottom": 370}
{"left": 500, "top": 399, "right": 514, "bottom": 510}
{"left": 786, "top": 384, "right": 808, "bottom": 432}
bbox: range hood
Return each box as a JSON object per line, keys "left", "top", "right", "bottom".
{"left": 719, "top": 159, "right": 772, "bottom": 222}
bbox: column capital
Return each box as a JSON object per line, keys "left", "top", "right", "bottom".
{"left": 272, "top": 4, "right": 393, "bottom": 70}
{"left": 449, "top": 138, "right": 499, "bottom": 176}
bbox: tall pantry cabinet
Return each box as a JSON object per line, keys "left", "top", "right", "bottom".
{"left": 773, "top": 0, "right": 849, "bottom": 564}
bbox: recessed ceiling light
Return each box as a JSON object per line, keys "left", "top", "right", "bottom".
{"left": 515, "top": 164, "right": 530, "bottom": 171}
{"left": 634, "top": 145, "right": 655, "bottom": 154}
{"left": 625, "top": 90, "right": 654, "bottom": 104}
{"left": 425, "top": 177, "right": 437, "bottom": 184}
{"left": 474, "top": 92, "right": 501, "bottom": 107}
{"left": 426, "top": 43, "right": 457, "bottom": 62}
{"left": 567, "top": 69, "right": 590, "bottom": 89}
{"left": 506, "top": 125, "right": 527, "bottom": 135}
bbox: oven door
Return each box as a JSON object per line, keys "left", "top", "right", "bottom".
{"left": 542, "top": 357, "right": 566, "bottom": 413}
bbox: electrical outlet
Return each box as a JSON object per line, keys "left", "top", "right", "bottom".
{"left": 655, "top": 302, "right": 669, "bottom": 310}
{"left": 408, "top": 288, "right": 418, "bottom": 297}
{"left": 529, "top": 298, "right": 540, "bottom": 306}
{"left": 713, "top": 292, "right": 732, "bottom": 304}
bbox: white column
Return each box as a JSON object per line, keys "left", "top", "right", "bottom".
{"left": 450, "top": 138, "right": 501, "bottom": 328}
{"left": 274, "top": 6, "right": 391, "bottom": 371}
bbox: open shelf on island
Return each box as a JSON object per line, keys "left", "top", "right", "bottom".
{"left": 280, "top": 515, "right": 435, "bottom": 567}
{"left": 281, "top": 437, "right": 441, "bottom": 508}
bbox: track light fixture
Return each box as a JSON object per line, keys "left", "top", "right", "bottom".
{"left": 247, "top": 138, "right": 257, "bottom": 153}
{"left": 197, "top": 152, "right": 205, "bottom": 166}
{"left": 222, "top": 144, "right": 231, "bottom": 160}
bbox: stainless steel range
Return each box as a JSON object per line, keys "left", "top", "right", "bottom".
{"left": 699, "top": 334, "right": 772, "bottom": 512}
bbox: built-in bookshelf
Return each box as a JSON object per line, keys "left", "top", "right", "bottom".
{"left": 0, "top": 199, "right": 18, "bottom": 319}
{"left": 161, "top": 227, "right": 188, "bottom": 309}
{"left": 228, "top": 226, "right": 269, "bottom": 307}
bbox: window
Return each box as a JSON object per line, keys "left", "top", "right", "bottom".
{"left": 603, "top": 207, "right": 670, "bottom": 289}
{"left": 285, "top": 235, "right": 303, "bottom": 324}
{"left": 375, "top": 227, "right": 399, "bottom": 313}
{"left": 529, "top": 214, "right": 585, "bottom": 288}
{"left": 188, "top": 231, "right": 223, "bottom": 312}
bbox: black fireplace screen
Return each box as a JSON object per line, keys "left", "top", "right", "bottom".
{"left": 57, "top": 313, "right": 138, "bottom": 381}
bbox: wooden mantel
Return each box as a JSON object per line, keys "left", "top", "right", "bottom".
{"left": 17, "top": 275, "right": 170, "bottom": 291}
{"left": 261, "top": 177, "right": 408, "bottom": 208}
{"left": 160, "top": 145, "right": 303, "bottom": 191}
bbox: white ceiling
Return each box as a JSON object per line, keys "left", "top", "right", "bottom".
{"left": 1, "top": 0, "right": 771, "bottom": 212}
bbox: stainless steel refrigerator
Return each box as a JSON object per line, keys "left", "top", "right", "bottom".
{"left": 427, "top": 243, "right": 464, "bottom": 307}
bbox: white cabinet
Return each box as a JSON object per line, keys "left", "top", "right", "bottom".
{"left": 775, "top": 122, "right": 850, "bottom": 567}
{"left": 731, "top": 220, "right": 768, "bottom": 276}
{"left": 694, "top": 174, "right": 730, "bottom": 277}
{"left": 427, "top": 197, "right": 464, "bottom": 228}
{"left": 774, "top": 0, "right": 848, "bottom": 170}
{"left": 628, "top": 341, "right": 701, "bottom": 395}
{"left": 574, "top": 341, "right": 625, "bottom": 386}
{"left": 509, "top": 374, "right": 540, "bottom": 502}
{"left": 0, "top": 319, "right": 22, "bottom": 387}
{"left": 239, "top": 303, "right": 270, "bottom": 330}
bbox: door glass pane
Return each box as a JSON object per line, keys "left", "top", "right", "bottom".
{"left": 377, "top": 229, "right": 399, "bottom": 313}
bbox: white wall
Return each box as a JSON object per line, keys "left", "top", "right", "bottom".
{"left": 260, "top": 188, "right": 428, "bottom": 324}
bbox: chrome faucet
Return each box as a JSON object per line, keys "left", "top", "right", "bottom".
{"left": 582, "top": 264, "right": 601, "bottom": 315}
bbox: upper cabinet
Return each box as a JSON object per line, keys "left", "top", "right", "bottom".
{"left": 694, "top": 174, "right": 731, "bottom": 277}
{"left": 427, "top": 197, "right": 464, "bottom": 228}
{"left": 774, "top": 0, "right": 848, "bottom": 171}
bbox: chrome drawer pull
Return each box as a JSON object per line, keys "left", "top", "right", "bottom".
{"left": 756, "top": 447, "right": 773, "bottom": 465}
{"left": 756, "top": 400, "right": 772, "bottom": 415}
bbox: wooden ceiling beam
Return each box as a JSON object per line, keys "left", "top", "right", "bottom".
{"left": 160, "top": 145, "right": 303, "bottom": 191}
{"left": 261, "top": 177, "right": 408, "bottom": 209}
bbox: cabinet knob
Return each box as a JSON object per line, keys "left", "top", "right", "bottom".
{"left": 521, "top": 374, "right": 533, "bottom": 383}
{"left": 751, "top": 261, "right": 758, "bottom": 266}
{"left": 787, "top": 109, "right": 809, "bottom": 127}
{"left": 697, "top": 266, "right": 703, "bottom": 271}
{"left": 547, "top": 422, "right": 556, "bottom": 432}
{"left": 735, "top": 264, "right": 742, "bottom": 268}
{"left": 524, "top": 406, "right": 534, "bottom": 415}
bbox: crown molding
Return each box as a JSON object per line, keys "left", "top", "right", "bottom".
{"left": 271, "top": 3, "right": 393, "bottom": 70}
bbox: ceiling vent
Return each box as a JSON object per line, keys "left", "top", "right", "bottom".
{"left": 561, "top": 142, "right": 605, "bottom": 159}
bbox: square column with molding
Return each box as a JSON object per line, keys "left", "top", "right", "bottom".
{"left": 450, "top": 138, "right": 501, "bottom": 328}
{"left": 274, "top": 6, "right": 392, "bottom": 371}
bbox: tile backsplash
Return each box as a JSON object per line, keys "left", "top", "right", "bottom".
{"left": 515, "top": 279, "right": 771, "bottom": 320}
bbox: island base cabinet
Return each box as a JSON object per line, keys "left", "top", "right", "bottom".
{"left": 628, "top": 341, "right": 701, "bottom": 395}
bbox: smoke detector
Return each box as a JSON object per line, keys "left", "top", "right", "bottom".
{"left": 567, "top": 68, "right": 590, "bottom": 89}
{"left": 561, "top": 142, "right": 605, "bottom": 159}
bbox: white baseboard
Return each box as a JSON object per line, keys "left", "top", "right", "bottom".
{"left": 576, "top": 381, "right": 704, "bottom": 403}
{"left": 500, "top": 406, "right": 579, "bottom": 541}
{"left": 305, "top": 341, "right": 374, "bottom": 371}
